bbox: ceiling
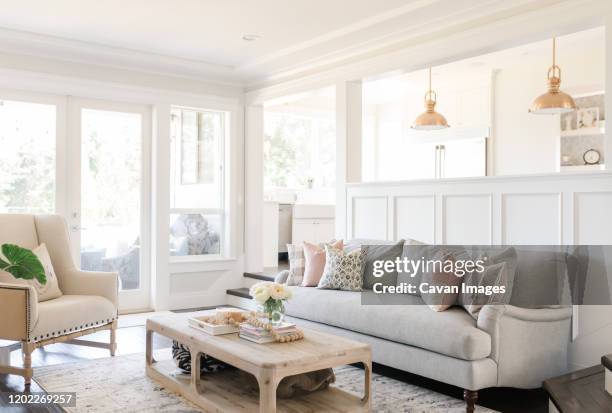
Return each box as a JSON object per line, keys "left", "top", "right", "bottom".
{"left": 0, "top": 0, "right": 576, "bottom": 88}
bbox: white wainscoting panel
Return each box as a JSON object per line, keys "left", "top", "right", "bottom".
{"left": 394, "top": 196, "right": 435, "bottom": 244}
{"left": 574, "top": 192, "right": 612, "bottom": 245}
{"left": 443, "top": 194, "right": 491, "bottom": 244}
{"left": 502, "top": 193, "right": 561, "bottom": 245}
{"left": 352, "top": 196, "right": 388, "bottom": 240}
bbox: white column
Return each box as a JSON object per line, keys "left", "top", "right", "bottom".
{"left": 244, "top": 104, "right": 265, "bottom": 272}
{"left": 150, "top": 103, "right": 170, "bottom": 310}
{"left": 335, "top": 81, "right": 363, "bottom": 239}
{"left": 605, "top": 14, "right": 612, "bottom": 170}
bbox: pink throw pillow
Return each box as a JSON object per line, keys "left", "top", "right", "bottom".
{"left": 301, "top": 240, "right": 343, "bottom": 287}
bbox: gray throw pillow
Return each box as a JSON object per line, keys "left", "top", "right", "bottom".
{"left": 458, "top": 262, "right": 511, "bottom": 319}
{"left": 511, "top": 248, "right": 567, "bottom": 308}
{"left": 362, "top": 240, "right": 405, "bottom": 290}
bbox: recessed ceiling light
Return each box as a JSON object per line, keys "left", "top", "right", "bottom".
{"left": 242, "top": 34, "right": 261, "bottom": 41}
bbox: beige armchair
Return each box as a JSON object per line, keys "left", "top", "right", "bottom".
{"left": 0, "top": 214, "right": 118, "bottom": 386}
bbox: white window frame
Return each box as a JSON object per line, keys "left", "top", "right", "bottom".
{"left": 169, "top": 105, "right": 233, "bottom": 263}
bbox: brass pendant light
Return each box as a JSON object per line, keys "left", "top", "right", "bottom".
{"left": 413, "top": 67, "right": 449, "bottom": 130}
{"left": 529, "top": 37, "right": 576, "bottom": 114}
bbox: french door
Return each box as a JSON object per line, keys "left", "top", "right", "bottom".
{"left": 68, "top": 98, "right": 152, "bottom": 312}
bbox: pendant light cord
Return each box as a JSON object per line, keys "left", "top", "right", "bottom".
{"left": 429, "top": 67, "right": 432, "bottom": 93}
{"left": 552, "top": 37, "right": 556, "bottom": 67}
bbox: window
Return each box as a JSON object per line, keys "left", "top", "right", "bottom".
{"left": 263, "top": 111, "right": 336, "bottom": 190}
{"left": 170, "top": 107, "right": 226, "bottom": 257}
{"left": 0, "top": 99, "right": 56, "bottom": 214}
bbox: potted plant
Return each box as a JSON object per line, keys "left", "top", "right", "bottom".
{"left": 249, "top": 281, "right": 293, "bottom": 325}
{"left": 0, "top": 244, "right": 46, "bottom": 284}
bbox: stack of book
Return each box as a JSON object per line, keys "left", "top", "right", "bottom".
{"left": 239, "top": 322, "right": 298, "bottom": 344}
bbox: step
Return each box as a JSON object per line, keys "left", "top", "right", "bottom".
{"left": 242, "top": 262, "right": 289, "bottom": 288}
{"left": 226, "top": 288, "right": 251, "bottom": 299}
{"left": 226, "top": 288, "right": 256, "bottom": 311}
{"left": 243, "top": 272, "right": 276, "bottom": 281}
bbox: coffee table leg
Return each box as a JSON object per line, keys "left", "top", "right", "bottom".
{"left": 362, "top": 358, "right": 372, "bottom": 407}
{"left": 191, "top": 350, "right": 201, "bottom": 391}
{"left": 146, "top": 328, "right": 154, "bottom": 365}
{"left": 257, "top": 368, "right": 278, "bottom": 413}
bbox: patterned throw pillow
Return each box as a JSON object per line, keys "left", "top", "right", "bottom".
{"left": 317, "top": 245, "right": 365, "bottom": 291}
{"left": 286, "top": 243, "right": 305, "bottom": 286}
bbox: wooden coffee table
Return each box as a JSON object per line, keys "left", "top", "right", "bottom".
{"left": 146, "top": 312, "right": 372, "bottom": 413}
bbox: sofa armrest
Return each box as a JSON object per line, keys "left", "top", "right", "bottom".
{"left": 0, "top": 283, "right": 38, "bottom": 341}
{"left": 477, "top": 304, "right": 572, "bottom": 388}
{"left": 61, "top": 269, "right": 118, "bottom": 310}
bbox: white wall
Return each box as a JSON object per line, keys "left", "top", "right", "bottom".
{"left": 493, "top": 42, "right": 605, "bottom": 175}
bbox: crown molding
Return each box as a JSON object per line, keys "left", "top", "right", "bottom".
{"left": 0, "top": 26, "right": 245, "bottom": 87}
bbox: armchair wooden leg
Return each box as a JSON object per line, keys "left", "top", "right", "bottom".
{"left": 110, "top": 320, "right": 117, "bottom": 357}
{"left": 22, "top": 342, "right": 34, "bottom": 388}
{"left": 464, "top": 389, "right": 478, "bottom": 413}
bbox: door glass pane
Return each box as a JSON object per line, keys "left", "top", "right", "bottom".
{"left": 0, "top": 100, "right": 56, "bottom": 213}
{"left": 80, "top": 109, "right": 142, "bottom": 290}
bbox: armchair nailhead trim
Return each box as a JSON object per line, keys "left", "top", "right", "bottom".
{"left": 26, "top": 288, "right": 31, "bottom": 341}
{"left": 28, "top": 317, "right": 118, "bottom": 343}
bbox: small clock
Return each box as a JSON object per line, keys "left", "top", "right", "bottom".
{"left": 583, "top": 149, "right": 601, "bottom": 165}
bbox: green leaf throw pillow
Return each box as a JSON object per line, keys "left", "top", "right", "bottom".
{"left": 0, "top": 243, "right": 46, "bottom": 284}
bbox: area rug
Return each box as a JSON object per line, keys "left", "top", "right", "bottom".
{"left": 34, "top": 352, "right": 498, "bottom": 413}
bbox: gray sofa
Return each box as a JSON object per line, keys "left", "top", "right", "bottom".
{"left": 282, "top": 242, "right": 575, "bottom": 412}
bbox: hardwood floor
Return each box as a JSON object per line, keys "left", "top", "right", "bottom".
{"left": 1, "top": 321, "right": 547, "bottom": 413}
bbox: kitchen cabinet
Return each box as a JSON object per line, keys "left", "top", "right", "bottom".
{"left": 292, "top": 204, "right": 335, "bottom": 245}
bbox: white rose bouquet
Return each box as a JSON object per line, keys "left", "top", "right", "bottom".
{"left": 249, "top": 282, "right": 293, "bottom": 324}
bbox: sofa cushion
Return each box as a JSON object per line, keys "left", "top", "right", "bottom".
{"left": 285, "top": 287, "right": 491, "bottom": 361}
{"left": 30, "top": 295, "right": 116, "bottom": 342}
